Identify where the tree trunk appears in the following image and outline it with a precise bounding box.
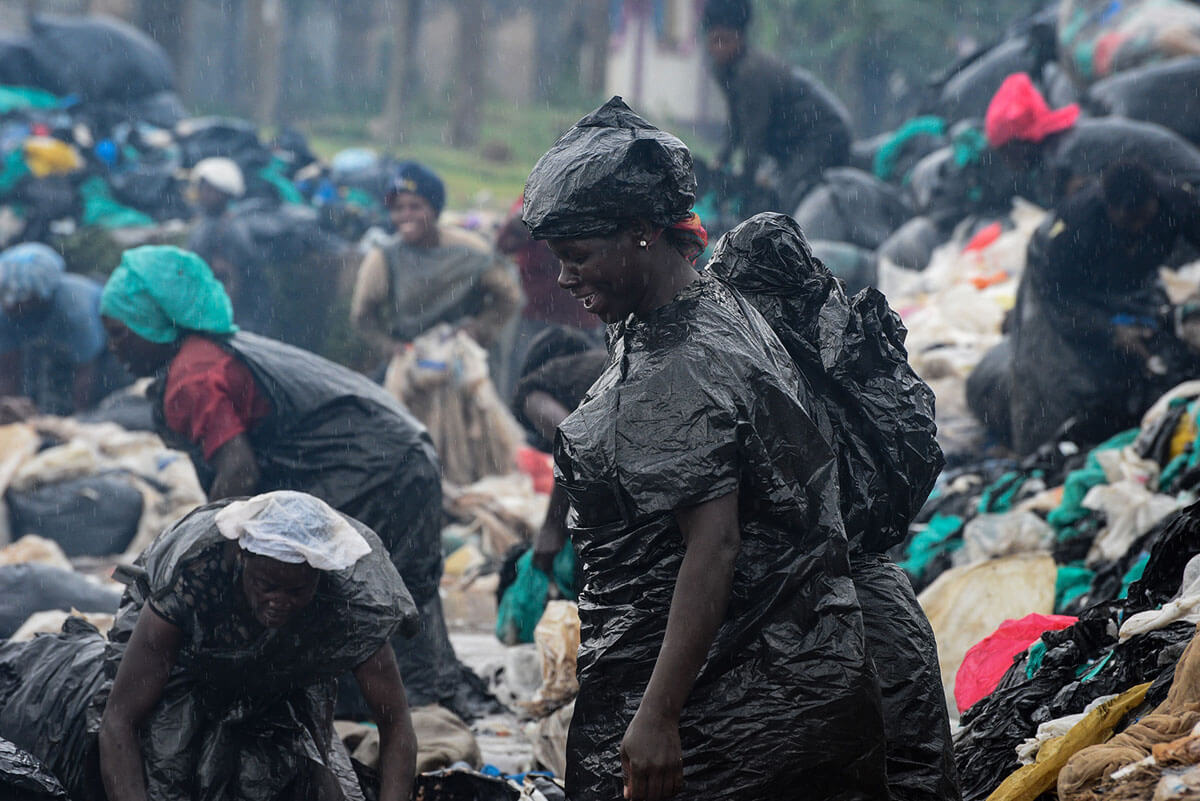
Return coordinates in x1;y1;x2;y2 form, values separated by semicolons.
449;0;485;149
136;0;192;98
582;0;610;96
334;0;375;95
244;0;285;126
373;0;418;145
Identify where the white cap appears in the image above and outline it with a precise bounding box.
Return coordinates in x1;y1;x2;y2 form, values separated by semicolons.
191;157;246;198
215;491;371;572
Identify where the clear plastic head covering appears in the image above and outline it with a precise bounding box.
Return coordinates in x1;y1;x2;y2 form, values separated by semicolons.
214;491;372;572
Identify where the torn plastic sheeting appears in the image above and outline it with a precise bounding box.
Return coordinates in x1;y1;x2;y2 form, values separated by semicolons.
1120;555;1200;642
955;613;1078;714
1083;482;1182;566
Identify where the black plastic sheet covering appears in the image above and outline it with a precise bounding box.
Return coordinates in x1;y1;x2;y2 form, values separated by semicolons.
793;168;911;251
709;213;943;555
522;97;696;240
1088;58;1200;146
148;332;497;717
555;273;888;800
28;15;174;103
0;735;68;800
708;214;957;801
7;474;143;557
954;502;1200;801
1;501;417;801
0;563;121;639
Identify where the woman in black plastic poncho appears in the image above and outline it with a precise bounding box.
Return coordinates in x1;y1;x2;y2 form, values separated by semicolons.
523;97;889;801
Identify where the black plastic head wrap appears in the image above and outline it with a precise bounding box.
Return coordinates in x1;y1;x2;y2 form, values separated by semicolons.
708;213;944;553
522;96;697;241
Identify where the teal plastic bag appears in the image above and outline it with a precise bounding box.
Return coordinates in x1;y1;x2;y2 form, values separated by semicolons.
496;544;576;645
80;176;154;229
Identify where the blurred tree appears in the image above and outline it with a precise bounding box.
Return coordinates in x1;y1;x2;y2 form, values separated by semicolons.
334;0;376;93
582;0;610;96
373;0;421;144
137;0;193;79
450;0;485;147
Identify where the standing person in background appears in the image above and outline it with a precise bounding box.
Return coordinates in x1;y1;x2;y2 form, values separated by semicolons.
98;245;494;718
350;162;523;388
703;0;854;213
498;196;602;393
186;158;271;335
0;242;122;416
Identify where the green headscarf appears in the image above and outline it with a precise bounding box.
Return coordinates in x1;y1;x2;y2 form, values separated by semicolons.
100;246;238;344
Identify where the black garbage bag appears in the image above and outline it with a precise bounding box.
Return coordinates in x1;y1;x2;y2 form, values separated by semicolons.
709;214;958;801
966;339;1015;446
0;738;67;801
1042;61;1082;110
808;241;875;294
1087;58;1200;146
936;38;1042;124
6;475;143;558
175;116;271;170
28;15;173;103
148;332;496;714
708;213;943;555
126;90;187;130
107;164;187;220
77;386;155;431
0;38;42;88
412;768;520;801
0;564;121;639
793;168;911;250
234;199;342;263
878;216;945;272
522;96;696;239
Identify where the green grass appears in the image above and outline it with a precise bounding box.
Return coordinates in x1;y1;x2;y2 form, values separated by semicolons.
301;99;596;212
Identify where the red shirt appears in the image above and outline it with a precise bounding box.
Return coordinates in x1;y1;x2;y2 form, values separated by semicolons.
163;336;272;461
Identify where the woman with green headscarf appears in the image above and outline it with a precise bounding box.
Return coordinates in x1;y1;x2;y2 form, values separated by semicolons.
99;245;493;718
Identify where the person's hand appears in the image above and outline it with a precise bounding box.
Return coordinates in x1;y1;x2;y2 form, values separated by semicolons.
0;396;37;424
620;708;683;801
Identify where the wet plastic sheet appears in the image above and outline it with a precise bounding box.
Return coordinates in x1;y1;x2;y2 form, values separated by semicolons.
1088;58;1200;146
709;214;957;800
0;563;121;639
554;273;887;800
29;15;174;103
793;167;911;250
0;737;67;800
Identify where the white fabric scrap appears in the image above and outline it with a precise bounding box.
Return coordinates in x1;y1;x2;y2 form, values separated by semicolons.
1120;555;1200;642
215;491;370;572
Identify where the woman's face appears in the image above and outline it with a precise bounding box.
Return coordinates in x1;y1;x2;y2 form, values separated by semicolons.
389;192;438;246
548;231;650;324
102;317;177;377
240;555;320;629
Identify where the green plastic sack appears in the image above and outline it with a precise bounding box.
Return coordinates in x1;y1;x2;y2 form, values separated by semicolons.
1047;429;1138;539
0;147;29;197
80;176;154;229
495;544;576;645
0;85;61;114
899;513;964;581
257;157;306;205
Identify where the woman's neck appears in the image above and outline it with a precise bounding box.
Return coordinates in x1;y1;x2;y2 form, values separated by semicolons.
636;251;699;317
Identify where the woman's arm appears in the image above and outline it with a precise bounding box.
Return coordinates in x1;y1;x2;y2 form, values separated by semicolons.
532;480;570;574
99;607;182;801
354;644;417;801
207;434;261;500
621;490;741;801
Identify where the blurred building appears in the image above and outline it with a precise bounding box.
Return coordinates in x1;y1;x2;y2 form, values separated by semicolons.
606;0;724;127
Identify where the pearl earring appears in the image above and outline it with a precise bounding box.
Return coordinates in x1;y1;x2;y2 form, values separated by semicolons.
639;239;648;248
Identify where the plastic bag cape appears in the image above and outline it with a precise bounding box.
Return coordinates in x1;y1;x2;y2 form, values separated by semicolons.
555;274;888;800
521;97;696;240
0;500;416;801
149;332;493;717
708;212;944;554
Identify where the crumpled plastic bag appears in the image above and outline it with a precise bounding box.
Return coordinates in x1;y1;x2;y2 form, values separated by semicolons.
955;612;1078;714
521;96;695;240
0;736;67;800
215;490;372;571
523;601;580;717
956;511;1055;566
